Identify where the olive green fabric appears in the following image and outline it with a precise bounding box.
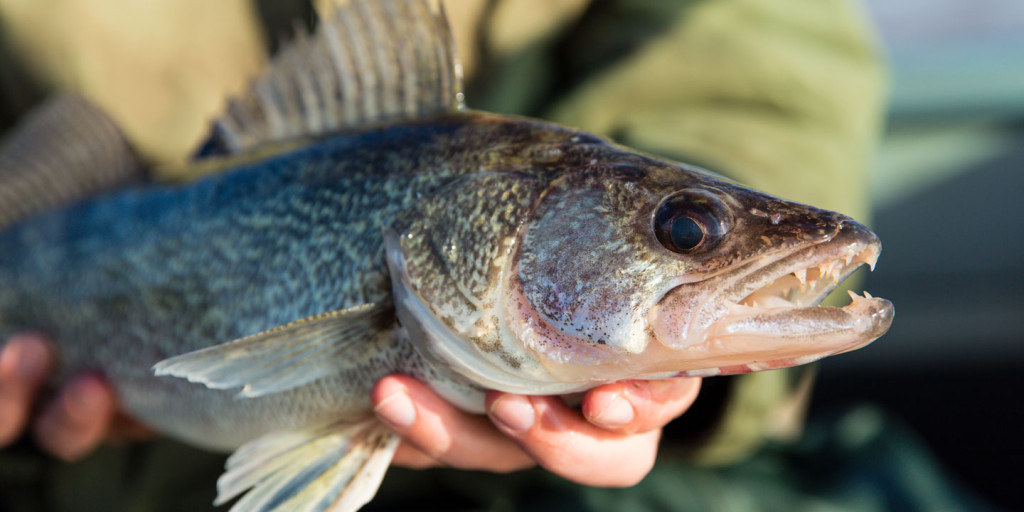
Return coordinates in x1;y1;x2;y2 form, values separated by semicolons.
0;0;266;165
0;0;887;510
462;0;885;222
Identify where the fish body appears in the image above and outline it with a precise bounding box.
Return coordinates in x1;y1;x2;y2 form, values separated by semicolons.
0;1;892;510
0;106;890;452
0;113;602;449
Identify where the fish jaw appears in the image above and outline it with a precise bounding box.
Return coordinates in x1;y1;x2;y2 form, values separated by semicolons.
648;219;894;376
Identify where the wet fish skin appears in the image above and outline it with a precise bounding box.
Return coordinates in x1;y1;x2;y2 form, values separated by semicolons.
0;106;892;512
0;107;892;452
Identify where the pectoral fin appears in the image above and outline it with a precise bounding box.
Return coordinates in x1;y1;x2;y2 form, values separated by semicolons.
216;418;400;512
153;301;393;398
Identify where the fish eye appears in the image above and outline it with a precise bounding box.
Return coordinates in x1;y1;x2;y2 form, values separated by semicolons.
653;191;728;254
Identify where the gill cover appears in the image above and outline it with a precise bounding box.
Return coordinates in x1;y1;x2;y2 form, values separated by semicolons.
384;170;593;394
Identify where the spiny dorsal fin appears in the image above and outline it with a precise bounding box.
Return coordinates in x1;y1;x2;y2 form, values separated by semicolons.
210;0;464;155
0;95;144;230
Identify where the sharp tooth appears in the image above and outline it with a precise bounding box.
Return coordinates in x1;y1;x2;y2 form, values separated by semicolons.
864;247;880;271
844;252;854;265
794;268;807;289
822;261;835;282
847;290;874;303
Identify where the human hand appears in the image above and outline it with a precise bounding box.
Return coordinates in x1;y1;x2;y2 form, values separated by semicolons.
3;332;701;484
372;374;701;487
0;334;154;461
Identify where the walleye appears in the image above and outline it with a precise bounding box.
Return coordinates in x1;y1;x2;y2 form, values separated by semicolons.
0;1;893;511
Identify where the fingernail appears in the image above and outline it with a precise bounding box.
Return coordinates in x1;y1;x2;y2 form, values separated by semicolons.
4;338;48;380
591;394;635;428
374;390;416;428
489;395;535;434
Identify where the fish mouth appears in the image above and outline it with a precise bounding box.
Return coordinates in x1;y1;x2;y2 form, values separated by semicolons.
649;220;894;376
730;222;881;313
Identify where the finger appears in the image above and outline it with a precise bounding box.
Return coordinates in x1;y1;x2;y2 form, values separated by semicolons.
391;441;443;469
582;377;701;434
372;375;534;473
487;392;661;487
33;373;115;461
0;335;53;446
106;413;158;443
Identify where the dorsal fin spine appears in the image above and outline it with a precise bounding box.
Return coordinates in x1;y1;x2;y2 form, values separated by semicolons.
289;28;322;133
363;2;399;119
320;10;357;128
206;0;464;156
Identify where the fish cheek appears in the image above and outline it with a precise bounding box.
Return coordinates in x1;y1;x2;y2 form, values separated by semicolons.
518;185;661;355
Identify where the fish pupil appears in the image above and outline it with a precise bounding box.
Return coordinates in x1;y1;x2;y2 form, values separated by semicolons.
670;216;704;250
654;189;728;254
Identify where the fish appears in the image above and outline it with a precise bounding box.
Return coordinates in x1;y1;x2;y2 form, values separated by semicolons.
0;1;893;511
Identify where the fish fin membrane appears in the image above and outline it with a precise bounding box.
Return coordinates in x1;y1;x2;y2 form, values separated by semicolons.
207;0;464;155
216;418;399;512
153;301;394;398
0;95;144;230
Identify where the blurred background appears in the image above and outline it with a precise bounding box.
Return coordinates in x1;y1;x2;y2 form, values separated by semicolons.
0;0;1021;511
814;0;1024;510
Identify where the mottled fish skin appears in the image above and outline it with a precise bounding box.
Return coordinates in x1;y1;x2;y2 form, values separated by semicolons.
0;109;892;451
0;112;598;449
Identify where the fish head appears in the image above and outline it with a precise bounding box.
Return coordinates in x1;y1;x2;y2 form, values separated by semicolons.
387;121;892;394
508;145;893;381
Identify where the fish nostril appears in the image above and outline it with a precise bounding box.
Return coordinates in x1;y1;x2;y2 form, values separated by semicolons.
831;220;846;239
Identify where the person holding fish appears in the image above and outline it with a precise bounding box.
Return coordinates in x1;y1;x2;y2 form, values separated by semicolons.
0;0;886;510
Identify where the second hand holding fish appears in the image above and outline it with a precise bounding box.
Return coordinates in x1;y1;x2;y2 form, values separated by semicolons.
374;374;701;486
0;334;700;486
0;334;155;461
